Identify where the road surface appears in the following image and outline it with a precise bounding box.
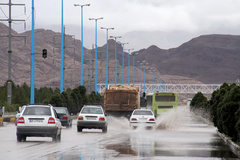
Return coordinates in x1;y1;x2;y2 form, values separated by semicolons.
0;106;238;160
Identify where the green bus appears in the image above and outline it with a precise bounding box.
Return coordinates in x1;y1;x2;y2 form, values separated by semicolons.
146;92;178;115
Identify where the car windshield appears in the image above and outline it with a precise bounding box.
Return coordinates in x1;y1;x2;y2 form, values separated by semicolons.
133;110;153;115
81;107;103;114
23;107;51;116
55;108;67;114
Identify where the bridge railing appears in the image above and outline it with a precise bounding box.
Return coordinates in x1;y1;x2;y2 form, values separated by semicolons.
97;84;221;94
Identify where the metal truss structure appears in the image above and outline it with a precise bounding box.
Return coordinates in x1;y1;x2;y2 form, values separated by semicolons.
97;83;221;94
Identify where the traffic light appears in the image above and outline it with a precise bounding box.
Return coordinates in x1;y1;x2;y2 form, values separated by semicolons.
42;49;47;58
143;92;146;97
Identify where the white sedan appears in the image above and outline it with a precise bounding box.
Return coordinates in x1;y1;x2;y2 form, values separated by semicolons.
16;104;62;142
129;109;156;129
77;105;107;133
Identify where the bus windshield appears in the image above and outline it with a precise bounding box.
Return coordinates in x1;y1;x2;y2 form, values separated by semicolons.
155;95;175;102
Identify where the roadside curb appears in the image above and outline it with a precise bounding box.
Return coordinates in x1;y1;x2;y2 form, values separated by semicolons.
193;113;240;158
217;131;240;158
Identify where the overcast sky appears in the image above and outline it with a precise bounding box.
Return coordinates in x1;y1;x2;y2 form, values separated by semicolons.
1;0;240;50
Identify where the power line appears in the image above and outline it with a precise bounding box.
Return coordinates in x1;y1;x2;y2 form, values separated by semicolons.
0;7;8;18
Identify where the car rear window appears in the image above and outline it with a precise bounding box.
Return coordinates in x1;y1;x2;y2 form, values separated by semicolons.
133;110;153;115
23;107;51;116
81;107;103;114
55;108;67;114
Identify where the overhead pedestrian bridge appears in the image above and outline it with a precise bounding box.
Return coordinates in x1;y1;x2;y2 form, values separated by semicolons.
97;84;221;94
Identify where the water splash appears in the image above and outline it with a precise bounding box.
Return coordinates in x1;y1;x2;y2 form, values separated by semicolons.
107;116;130;130
156;106;191;130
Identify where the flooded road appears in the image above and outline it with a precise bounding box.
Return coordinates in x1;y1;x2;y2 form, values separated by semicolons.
0;106;238;160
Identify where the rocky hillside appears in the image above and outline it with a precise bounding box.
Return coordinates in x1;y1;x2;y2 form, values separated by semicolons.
0;23;239;90
135;34;240;84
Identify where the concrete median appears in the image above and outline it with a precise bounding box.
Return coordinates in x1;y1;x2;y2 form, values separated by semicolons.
0;116;16;126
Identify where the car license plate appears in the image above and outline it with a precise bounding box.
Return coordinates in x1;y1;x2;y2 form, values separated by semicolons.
87;117;96;120
29;120;43;123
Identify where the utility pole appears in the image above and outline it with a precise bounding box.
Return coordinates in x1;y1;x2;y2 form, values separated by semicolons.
0;0;25;105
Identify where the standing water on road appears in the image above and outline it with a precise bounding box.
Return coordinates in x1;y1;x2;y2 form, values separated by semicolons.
29;106;239;160
101;106;239;159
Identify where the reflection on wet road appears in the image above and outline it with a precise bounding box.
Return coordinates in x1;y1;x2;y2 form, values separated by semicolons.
0;106;238;160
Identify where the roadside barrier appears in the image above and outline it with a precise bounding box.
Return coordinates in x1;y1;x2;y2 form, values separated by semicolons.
0;116;16;123
217;131;240;158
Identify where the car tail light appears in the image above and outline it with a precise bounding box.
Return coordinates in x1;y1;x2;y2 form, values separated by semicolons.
149;118;155;121
18;117;25;123
131;118;137;121
63;115;68;119
78;116;83;120
48;117;55;124
99;117;105;121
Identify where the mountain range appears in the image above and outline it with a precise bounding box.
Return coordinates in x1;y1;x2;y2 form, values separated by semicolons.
0;22;239;91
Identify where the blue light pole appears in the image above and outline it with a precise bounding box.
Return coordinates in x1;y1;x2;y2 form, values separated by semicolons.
132;53;138;85
74;3;90;86
30;0;35;104
89;17;103;94
151;70;153;92
101;27;114;89
60;0;64;93
125;49;134;85
143;62;148;95
149;69;151;93
140;63;143;97
120;42;128;85
110;36;121;85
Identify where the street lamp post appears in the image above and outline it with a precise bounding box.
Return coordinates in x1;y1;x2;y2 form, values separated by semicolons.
143;62;148;96
60;0;65;93
30;0;35;104
74;3;90;86
125;49;134;85
131;52;138;85
140;62;143;97
151;70;153;91
89;17;103;94
149;69;151;93
110;36;121;85
120;42;128;85
101;27;114;89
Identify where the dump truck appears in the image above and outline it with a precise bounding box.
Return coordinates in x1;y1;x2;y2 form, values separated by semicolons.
104;85;140;118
